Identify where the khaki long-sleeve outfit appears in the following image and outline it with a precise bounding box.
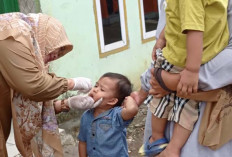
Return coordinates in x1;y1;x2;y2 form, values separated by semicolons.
0;13;73;157
0;38;68;101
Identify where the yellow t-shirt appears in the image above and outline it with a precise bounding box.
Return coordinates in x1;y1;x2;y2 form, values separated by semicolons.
163;0;229;67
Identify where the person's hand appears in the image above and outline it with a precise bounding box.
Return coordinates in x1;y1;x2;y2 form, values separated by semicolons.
121;96;138;120
152;38;166;61
130;90;148;106
123;96;138;107
177;68;199;95
71;77;92;92
68;95;102;110
149;68;169;98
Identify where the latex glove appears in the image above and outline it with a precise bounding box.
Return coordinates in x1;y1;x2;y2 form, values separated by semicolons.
67;95;103;110
71;77;92;93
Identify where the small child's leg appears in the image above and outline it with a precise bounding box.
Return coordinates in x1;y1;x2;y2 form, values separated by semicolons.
150;115;168;143
139;113;168;156
161;70;180;91
157;123;191;157
130;88;148;106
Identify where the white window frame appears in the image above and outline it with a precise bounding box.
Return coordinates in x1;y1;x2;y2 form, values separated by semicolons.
139;0;161;42
94;0;129;57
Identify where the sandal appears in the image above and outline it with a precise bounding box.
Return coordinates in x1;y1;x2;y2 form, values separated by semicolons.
139;136;168;156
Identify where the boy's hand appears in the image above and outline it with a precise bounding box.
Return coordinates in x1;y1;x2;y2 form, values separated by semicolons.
152;27;166;61
121;96;139;121
123;96;137;107
177;69;199;95
152;38;166;61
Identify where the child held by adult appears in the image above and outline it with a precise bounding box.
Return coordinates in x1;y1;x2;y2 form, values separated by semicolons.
134;0;229;157
147;0;232;156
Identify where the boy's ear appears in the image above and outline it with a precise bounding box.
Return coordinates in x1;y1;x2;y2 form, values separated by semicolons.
107;98;118;106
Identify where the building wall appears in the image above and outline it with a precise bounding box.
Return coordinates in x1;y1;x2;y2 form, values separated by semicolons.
40;0;155;90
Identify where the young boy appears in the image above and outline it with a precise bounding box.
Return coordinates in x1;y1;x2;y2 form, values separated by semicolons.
77;72;138;157
136;0;229;157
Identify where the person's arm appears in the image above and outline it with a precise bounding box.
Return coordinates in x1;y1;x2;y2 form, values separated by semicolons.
152;26;166;61
121;96;138;121
149;31;203;97
79;141;87;157
0;38;91;101
177;30;203;95
67;79;75;90
0;38;68;101
53;96;102;113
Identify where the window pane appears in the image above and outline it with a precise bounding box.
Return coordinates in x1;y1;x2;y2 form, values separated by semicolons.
143;0;159;32
101;0;122;45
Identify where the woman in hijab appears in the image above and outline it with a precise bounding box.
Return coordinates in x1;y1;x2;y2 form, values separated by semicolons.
0;13;91;157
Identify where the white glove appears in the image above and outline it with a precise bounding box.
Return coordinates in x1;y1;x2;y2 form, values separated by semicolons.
67;95;103;110
71;77;92;93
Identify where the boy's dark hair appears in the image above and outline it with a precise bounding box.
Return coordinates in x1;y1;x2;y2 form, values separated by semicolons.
101;72;132;106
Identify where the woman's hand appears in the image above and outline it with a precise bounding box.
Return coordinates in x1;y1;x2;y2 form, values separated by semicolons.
68;96;102;110
71;77;92;92
54;96;103;113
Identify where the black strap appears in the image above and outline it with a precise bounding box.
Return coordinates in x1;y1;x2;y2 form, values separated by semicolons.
154;67;175;93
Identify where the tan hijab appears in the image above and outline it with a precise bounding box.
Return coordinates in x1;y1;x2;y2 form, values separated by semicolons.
0;13;73;157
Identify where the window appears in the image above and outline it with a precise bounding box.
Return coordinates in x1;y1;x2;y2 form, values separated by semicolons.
139;0;160;43
94;0;129;57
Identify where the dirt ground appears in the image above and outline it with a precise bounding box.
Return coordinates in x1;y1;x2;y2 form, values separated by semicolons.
127;104;147;157
58;104;148;157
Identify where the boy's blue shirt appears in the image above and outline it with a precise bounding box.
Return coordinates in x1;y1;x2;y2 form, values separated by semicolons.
78;106;133;157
